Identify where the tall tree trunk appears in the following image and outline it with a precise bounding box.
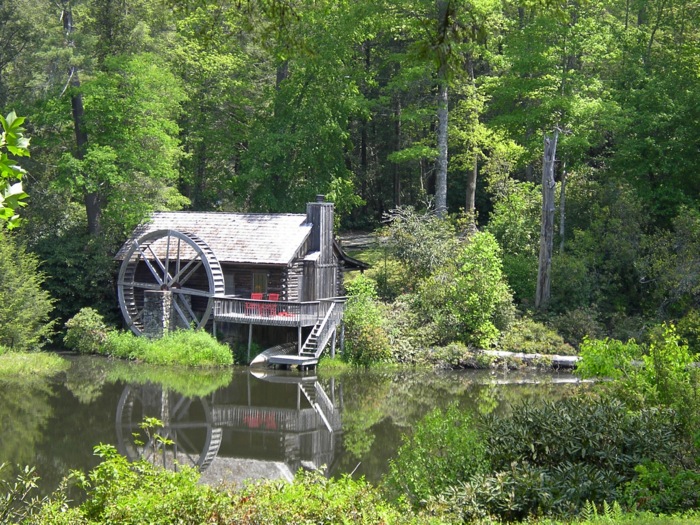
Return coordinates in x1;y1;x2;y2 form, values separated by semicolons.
465;55;477;218
275;59;289;89
435;77;448;217
63;0;100;235
535;131;559;309
466;156;477;213
394;96;401;207
559;165;567;253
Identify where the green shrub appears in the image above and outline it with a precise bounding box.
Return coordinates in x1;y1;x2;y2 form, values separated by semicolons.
676;308;700;353
64;306;233;367
64;307;111;354
0;464;62;524
31;225;119;328
385;402;488;507
550;252;594;312
73;444;228;524
64;308;233;367
502;253;538;305
146;329;234;367
383;295;442;363
486;397;683;475
437;396;686;521
500;317;576;355
20;445;423;525
0;231;55;351
344;275;391;366
104;330;148;360
384;206;459;285
641;324;700;435
623;462;700;514
228;469;419;524
575;337;642;379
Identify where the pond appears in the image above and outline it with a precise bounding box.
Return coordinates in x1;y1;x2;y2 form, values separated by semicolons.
0;355;585;494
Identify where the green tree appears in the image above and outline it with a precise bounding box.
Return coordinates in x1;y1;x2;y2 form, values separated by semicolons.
485;180;540;303
417;230;514;347
57;53;187;238
236;0;368;217
384;206;458;286
0;230;54;350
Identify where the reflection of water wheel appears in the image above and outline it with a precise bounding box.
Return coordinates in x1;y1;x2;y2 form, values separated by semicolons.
117;230;225;335
116;385;222;471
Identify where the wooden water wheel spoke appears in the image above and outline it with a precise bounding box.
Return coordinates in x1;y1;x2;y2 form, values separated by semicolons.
175;259;202;286
121;281;162;291
172;298;193;327
136;246;166;286
174;293;200;323
170;396;191;421
117;230;224;335
145;244;170;280
172;286;215;298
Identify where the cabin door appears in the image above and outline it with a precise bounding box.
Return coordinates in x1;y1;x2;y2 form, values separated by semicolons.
253;272;268;295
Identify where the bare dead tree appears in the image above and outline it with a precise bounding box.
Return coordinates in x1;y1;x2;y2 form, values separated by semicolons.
535;130;559;309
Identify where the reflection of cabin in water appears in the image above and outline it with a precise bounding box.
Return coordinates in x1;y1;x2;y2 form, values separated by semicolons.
115;371;343;483
115;196;367;366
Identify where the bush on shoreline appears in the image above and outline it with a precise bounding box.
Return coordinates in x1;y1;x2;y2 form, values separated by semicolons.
64;308;233;367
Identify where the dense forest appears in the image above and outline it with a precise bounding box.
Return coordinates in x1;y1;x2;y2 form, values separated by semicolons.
1;0;699;341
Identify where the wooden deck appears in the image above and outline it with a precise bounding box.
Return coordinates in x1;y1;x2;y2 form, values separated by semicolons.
213;297;335;327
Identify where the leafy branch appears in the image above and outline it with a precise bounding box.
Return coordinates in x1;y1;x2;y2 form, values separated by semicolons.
0;111;30;230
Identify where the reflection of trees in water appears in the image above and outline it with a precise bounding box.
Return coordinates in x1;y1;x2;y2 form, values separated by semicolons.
330;369;585;483
0;378;56;471
64;356;110;404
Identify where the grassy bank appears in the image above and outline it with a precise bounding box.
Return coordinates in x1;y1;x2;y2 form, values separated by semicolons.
0;349;69;380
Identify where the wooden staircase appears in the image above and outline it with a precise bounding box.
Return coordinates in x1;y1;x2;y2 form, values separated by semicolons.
267;300;344;369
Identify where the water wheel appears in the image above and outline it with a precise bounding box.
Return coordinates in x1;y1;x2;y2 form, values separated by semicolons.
117;229;225;335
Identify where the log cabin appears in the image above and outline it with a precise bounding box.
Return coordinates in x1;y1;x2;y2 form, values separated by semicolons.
114;196;367;367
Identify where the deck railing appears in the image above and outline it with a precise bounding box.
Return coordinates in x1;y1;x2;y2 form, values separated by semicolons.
213;296;346;327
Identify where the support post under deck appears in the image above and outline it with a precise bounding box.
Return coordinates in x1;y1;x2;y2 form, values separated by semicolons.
330;328;336;359
247;324;253;362
297;325;302;355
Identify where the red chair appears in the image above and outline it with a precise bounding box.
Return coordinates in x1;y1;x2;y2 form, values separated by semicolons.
246;293;264;315
265;293;279;316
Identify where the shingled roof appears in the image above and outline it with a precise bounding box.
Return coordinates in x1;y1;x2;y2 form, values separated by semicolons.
115;211;312;265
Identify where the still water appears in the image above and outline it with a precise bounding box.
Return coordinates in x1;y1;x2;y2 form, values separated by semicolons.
0;355;584;493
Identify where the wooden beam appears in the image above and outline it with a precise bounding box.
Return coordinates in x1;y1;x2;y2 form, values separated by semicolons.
247;323;253;363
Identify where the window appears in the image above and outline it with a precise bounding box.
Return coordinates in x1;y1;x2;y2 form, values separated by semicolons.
224;273;235;295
